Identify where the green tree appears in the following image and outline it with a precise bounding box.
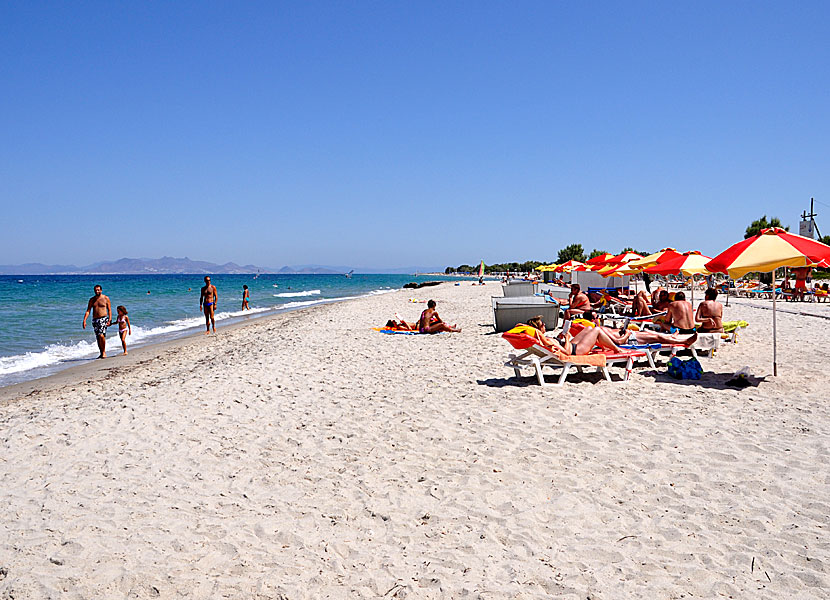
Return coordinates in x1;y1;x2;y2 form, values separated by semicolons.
621;246;650;256
557;243;586;263
589;249;609;259
745;215;789;239
819;235;830;246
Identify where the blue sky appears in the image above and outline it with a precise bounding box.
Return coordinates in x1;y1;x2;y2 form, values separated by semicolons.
2;1;828;269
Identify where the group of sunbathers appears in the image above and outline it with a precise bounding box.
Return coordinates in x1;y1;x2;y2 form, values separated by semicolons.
385;299;462;334
564;282;724;334
514;311;700;358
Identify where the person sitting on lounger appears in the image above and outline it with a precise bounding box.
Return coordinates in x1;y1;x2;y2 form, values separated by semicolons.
662;291;696;334
575;311;698;348
418;300;461;333
564;284;591;320
651;285;666;308
525;316;627;355
695;288;724;333
631;291;652;317
653;289;671;312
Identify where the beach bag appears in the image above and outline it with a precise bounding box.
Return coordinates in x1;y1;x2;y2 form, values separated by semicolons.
667;356;703;380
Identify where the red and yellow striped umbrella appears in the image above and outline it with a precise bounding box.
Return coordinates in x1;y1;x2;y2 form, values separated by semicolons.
607;251;643;265
585;253;615;266
644;251;712;276
705;227;830;277
597;263;625;277
624;248;682;270
554;260;586;273
705;228;830;376
572;263;597;272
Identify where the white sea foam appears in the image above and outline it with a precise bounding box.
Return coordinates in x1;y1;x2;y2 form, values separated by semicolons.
0;340;101;377
0;306;272;379
274;289;322;298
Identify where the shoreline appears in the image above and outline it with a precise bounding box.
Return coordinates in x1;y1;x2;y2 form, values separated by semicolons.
0;287;411;403
0;281;417;392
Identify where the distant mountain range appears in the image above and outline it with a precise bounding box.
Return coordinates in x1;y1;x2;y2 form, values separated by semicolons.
0;257;443;275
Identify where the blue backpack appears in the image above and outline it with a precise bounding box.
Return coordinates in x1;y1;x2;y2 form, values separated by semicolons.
667;356;703;380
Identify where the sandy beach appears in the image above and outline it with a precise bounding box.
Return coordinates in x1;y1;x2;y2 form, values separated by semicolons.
1;283;829;599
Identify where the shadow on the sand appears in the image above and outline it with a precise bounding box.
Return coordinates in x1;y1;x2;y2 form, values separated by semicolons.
478;370;768;390
477;372;627;387
639;369;768;390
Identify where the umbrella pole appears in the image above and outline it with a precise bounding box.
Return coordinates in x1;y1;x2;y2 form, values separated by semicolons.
773;285;778;377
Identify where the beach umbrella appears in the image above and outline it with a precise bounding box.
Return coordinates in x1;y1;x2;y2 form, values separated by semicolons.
536;263;559;272
572;263;598;272
607;251;643;265
585;253;615;266
554;260;586;273
613;262;648;275
705;227;830;376
644;251;713;306
596;263;622;276
644;251;712;276
626;248;682;269
598;264;626;277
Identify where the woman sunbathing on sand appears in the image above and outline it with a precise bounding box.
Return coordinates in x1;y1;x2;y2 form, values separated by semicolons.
419;300;461;333
385;318;418;331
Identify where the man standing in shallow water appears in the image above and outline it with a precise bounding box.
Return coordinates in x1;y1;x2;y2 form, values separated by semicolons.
200;276;218;334
82;285;112;358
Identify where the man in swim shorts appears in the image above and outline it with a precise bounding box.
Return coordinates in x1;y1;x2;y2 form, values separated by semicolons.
200;275;218;334
664;291;696;334
564;284;591;320
82;284;112;358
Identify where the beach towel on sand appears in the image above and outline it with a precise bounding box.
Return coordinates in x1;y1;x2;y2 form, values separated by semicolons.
372;327;446;335
722;320;749;333
372;327;420;335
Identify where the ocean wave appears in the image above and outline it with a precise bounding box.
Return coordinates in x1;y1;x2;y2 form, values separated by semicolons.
0;340;101;376
0;305;273;378
274;289;321;298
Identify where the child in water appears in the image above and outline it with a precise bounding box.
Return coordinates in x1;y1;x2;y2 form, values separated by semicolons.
115;305;131;355
242;285;250;310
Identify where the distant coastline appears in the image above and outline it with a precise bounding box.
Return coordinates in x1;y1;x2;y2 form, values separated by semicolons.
0;256;443;276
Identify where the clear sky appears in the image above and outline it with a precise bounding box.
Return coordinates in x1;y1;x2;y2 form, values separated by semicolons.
2;1;828;269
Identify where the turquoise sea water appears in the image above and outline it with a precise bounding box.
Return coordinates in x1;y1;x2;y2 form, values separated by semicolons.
0;274;464;387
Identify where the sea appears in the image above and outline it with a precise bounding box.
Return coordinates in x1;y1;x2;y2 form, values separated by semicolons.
0;273;466;388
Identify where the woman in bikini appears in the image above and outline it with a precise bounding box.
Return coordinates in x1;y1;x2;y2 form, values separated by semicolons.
418;300;461;333
525;316;628;355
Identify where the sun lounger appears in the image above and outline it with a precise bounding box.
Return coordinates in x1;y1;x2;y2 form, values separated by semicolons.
502;332;646;386
619;343;692;367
